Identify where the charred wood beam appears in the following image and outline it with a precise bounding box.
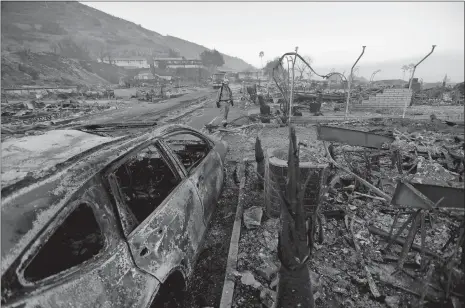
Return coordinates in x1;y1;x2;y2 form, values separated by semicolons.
391;181;436;210
323;141;392;202
368;226;442;260
317;125;394;149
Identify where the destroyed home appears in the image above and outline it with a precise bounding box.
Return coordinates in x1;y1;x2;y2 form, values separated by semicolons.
1;1;464;308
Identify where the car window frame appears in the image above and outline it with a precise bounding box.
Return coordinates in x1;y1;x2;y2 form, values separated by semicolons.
16;199;108;288
104;139;187;239
161;129;214;175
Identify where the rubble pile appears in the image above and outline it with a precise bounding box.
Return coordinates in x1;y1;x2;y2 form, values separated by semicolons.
1;100;115;139
130;84;191;102
414;84;464;106
226;118;464;308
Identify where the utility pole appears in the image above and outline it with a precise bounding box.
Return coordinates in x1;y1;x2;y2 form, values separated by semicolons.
345;46;366;120
403;45;436;118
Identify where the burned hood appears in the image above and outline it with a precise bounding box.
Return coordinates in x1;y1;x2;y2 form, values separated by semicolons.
1;130;116;189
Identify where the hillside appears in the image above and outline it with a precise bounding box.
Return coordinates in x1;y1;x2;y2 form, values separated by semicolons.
1;50;130;88
1;1;253;85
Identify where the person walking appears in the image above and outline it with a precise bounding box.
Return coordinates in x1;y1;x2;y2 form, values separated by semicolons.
216;80;234;127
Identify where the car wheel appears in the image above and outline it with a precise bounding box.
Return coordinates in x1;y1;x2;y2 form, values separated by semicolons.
150;273;186;308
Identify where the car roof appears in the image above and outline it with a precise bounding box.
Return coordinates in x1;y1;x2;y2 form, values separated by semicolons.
1;124;213;275
1;130;119;189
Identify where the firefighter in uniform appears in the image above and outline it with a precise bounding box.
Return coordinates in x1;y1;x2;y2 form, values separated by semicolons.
216;80;234;127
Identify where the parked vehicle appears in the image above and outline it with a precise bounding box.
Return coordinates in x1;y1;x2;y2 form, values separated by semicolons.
212;73;226;89
1;124;228;308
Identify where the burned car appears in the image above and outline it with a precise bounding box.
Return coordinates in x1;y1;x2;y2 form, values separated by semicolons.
1;124;228;307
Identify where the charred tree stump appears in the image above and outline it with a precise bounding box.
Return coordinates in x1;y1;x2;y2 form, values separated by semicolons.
255;136;265;189
275;126;315;308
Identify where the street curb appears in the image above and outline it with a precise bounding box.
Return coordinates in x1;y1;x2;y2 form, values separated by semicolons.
219;159;248;308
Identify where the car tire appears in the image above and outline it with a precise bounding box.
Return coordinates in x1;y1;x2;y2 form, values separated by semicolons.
150;274;186;308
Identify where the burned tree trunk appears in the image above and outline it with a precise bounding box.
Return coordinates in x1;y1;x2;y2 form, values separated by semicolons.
255;136;265;189
275;126;314;308
258;95;271;123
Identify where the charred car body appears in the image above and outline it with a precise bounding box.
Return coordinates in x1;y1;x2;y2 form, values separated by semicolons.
1;124;228;307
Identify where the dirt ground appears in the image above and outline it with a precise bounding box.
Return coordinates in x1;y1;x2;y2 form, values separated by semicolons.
183;161;239;307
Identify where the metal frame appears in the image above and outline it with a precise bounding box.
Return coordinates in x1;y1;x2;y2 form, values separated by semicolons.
345;46;366;120
385;179;463;275
316;125;394;149
402;45;436;118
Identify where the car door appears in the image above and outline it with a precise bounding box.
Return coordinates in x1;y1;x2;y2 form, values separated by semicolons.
161;130;224;224
107;140;205;281
2;178;158;308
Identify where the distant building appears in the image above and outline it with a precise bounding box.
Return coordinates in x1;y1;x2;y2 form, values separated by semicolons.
238;71;257;80
237;70;267;81
153;58;203;69
134;71;155;80
98;57;149;69
98;56;205;70
134;70;172;81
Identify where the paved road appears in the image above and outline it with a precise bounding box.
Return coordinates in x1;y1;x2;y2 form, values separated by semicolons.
181;85;256;130
75;88;217;125
71;84;257;133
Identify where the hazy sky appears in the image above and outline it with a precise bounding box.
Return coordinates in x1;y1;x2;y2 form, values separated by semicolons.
85;2;464;69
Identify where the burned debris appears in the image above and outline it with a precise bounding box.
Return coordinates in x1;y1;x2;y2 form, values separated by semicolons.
224;118;463;308
2;2;464;307
210;48;464;308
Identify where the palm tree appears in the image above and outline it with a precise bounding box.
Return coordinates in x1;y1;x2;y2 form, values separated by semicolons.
401;65;409;81
407;63;415;82
259;51;264;69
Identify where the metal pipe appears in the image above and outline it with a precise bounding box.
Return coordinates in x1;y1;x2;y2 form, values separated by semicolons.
345;46;366;120
273;51;328;120
369;69;381;89
289;47;298;125
403;45;436;118
370;69;380;83
325;72;348;97
286;56;292;98
277;52;327;79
